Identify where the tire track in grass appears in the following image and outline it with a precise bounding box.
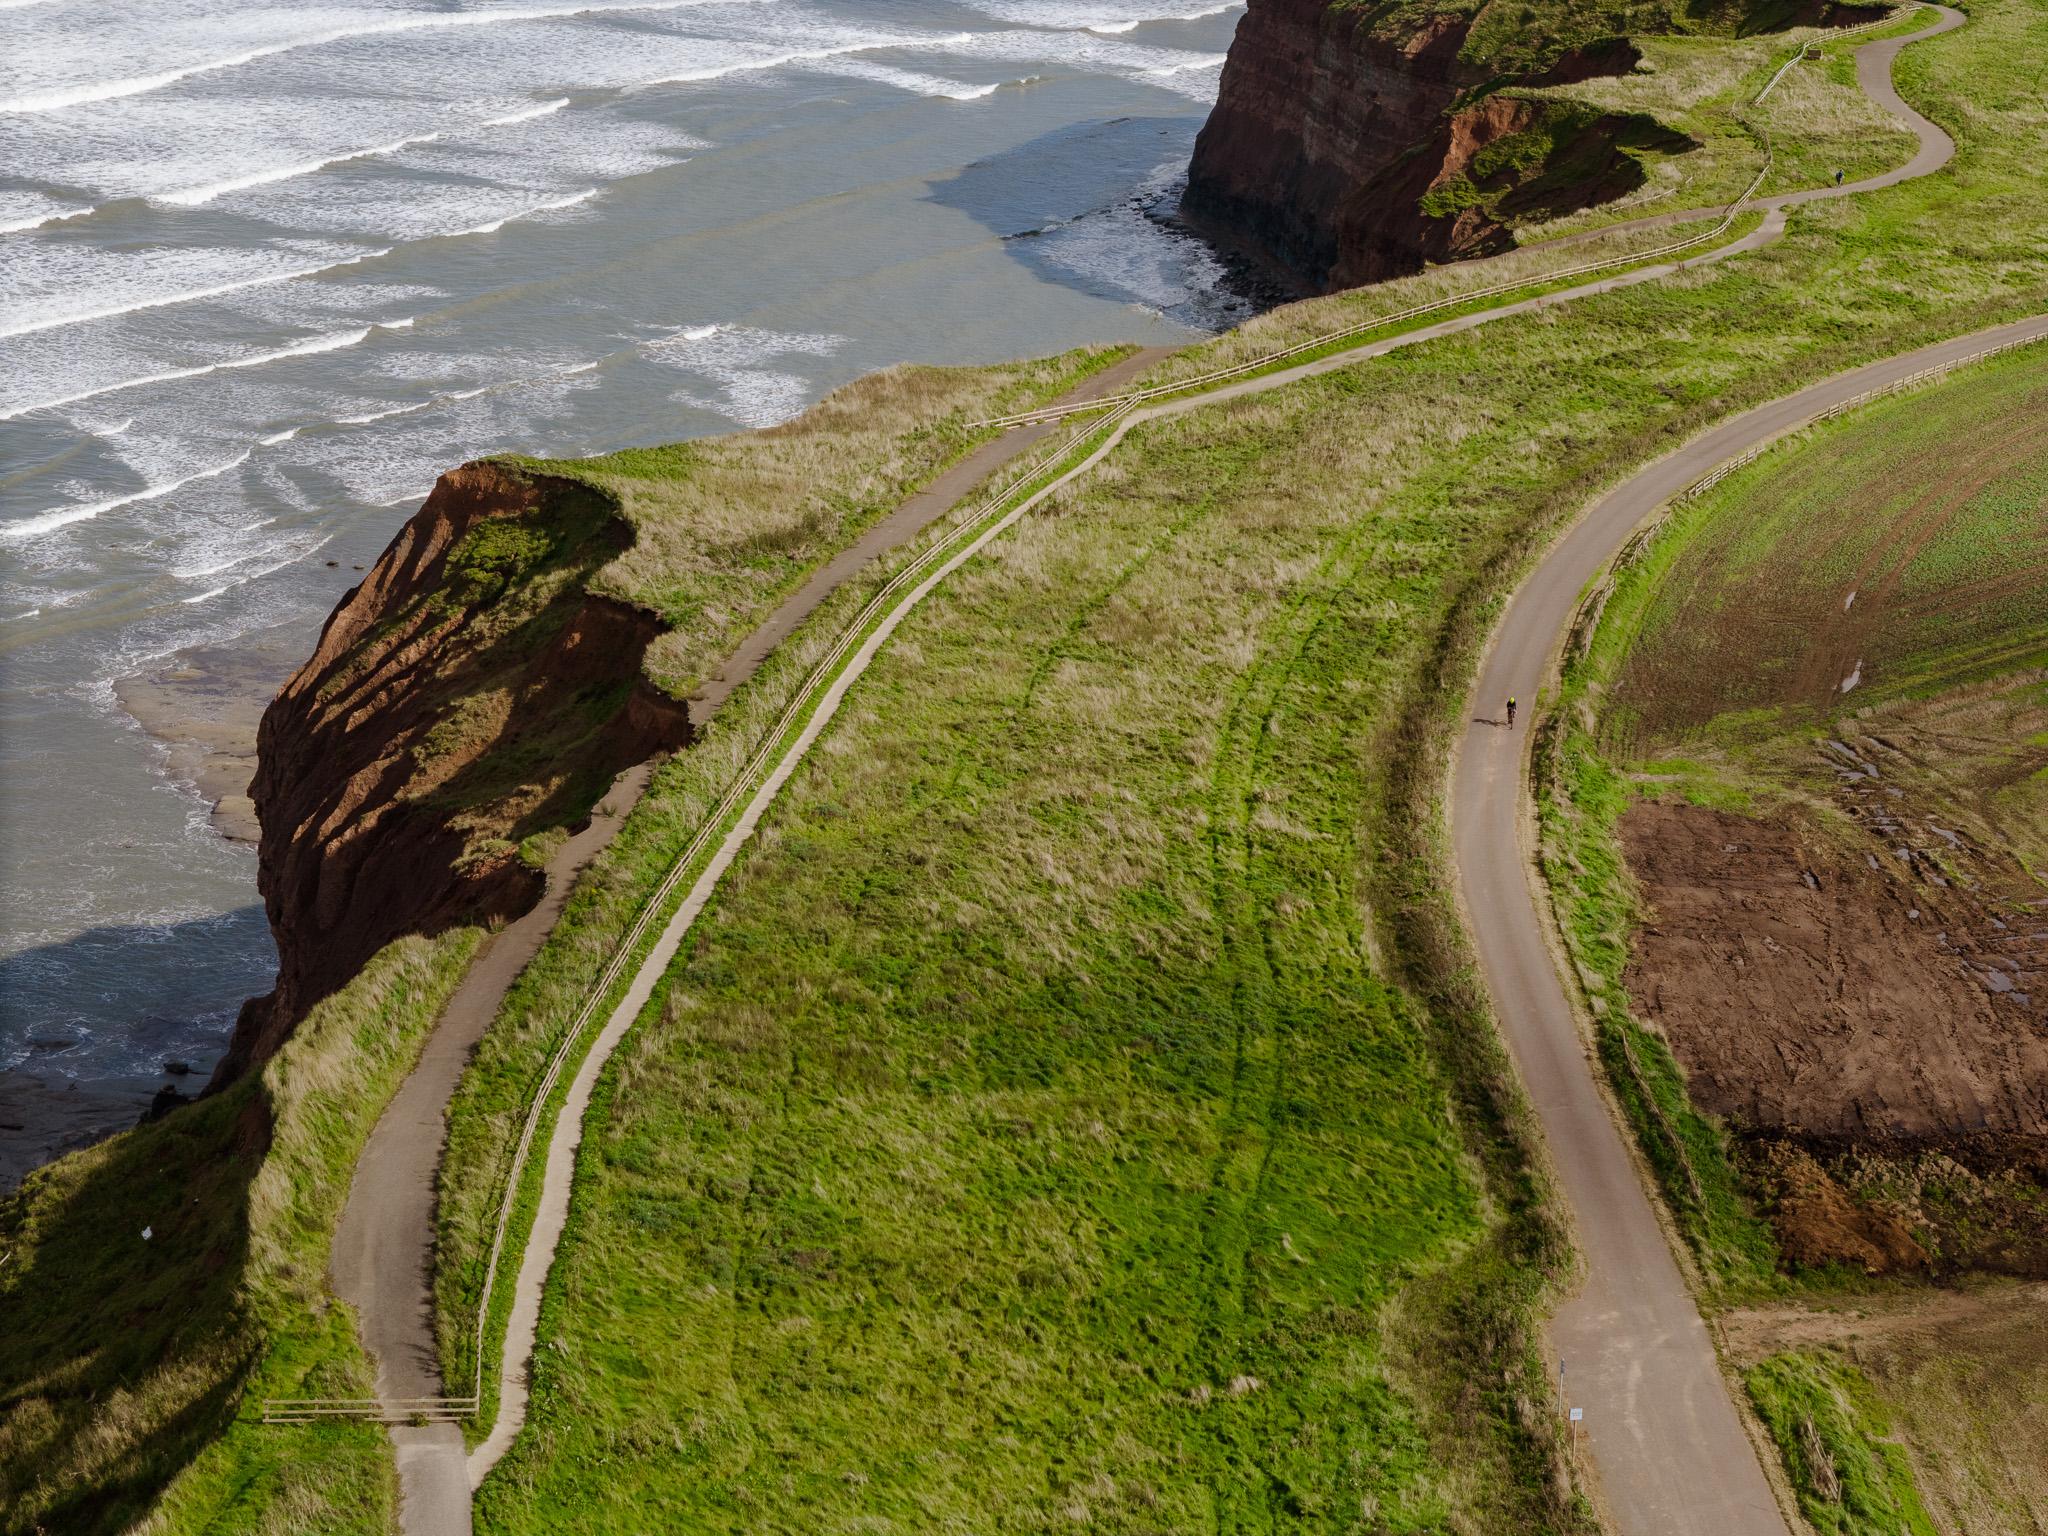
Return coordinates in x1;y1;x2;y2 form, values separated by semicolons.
455;13;1975;1526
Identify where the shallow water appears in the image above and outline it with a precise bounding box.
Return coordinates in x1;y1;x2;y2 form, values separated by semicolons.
0;0;1249;1131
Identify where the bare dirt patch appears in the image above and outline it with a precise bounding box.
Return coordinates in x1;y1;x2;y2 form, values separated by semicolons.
1621;798;2047;1141
1619;783;2048;1274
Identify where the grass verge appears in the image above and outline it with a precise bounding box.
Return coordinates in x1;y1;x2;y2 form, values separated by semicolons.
443;0;2047;1523
1533;340;2048;1290
1745;1352;1937;1536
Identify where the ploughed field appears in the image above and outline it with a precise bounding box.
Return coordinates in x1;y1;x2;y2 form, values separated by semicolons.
1545;347;2048;1533
1605;348;2048;748
1600;348;2048;1273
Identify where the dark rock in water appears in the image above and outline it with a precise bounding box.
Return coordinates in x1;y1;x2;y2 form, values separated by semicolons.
163;1060;194;1077
0;1071;152;1191
146;1084;192;1122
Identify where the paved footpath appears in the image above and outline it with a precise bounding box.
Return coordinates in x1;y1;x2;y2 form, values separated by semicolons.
325;346;1165;1536
466;7;1978;1524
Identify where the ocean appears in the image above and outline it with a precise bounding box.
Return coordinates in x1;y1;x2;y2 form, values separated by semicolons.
0;0;1251;1176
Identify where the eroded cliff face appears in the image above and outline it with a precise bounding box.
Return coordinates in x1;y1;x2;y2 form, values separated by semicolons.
213;463;690;1083
1181;0;1674;291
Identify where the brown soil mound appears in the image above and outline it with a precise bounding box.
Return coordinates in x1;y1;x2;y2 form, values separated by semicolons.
1746;1140;1929;1274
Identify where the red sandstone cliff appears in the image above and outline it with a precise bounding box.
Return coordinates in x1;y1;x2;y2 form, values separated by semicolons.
1182;0;1675;290
212;463;690;1083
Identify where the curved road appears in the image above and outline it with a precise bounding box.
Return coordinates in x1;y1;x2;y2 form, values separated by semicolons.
371;8;1974;1529
1451;310;2048;1533
1528;4;1959;251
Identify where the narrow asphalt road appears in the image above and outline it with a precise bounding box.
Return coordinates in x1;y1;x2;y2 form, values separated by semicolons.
1450;311;2048;1535
1529;3;1960;250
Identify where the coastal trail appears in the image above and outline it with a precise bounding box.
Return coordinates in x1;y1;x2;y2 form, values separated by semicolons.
345;8;1975;1530
322;346;1167;1535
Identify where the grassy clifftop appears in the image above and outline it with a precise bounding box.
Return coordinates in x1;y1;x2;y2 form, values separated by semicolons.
520;350;1129;704
1337;0;1886;74
0;929;479;1536
448;0;2048;1527
9;0;2048;1528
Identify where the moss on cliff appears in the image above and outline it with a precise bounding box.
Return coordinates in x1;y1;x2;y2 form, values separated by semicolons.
1342;0;1881;75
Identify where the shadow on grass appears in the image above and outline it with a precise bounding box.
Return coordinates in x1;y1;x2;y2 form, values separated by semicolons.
0;1080;267;1536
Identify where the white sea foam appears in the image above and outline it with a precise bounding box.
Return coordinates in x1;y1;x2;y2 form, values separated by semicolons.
1;0;779;115
958;0;1240;28
322;359;576;433
0;202;95;234
937;28;1229;99
639;33;972;89
807;59;1004;100
645;323;842;428
0;323;394;421
3;452;252;542
258;427;301;445
1029;158;1242;324
481;97;572;127
444;186;600;237
333;403;415;425
0;247;389;342
1145;52;1227;75
179;542;327;604
156;132;445;207
172;553;248;581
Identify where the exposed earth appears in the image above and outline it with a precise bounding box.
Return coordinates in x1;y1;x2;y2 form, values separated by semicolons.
1620;796;2046;1143
1594;340;2048;1277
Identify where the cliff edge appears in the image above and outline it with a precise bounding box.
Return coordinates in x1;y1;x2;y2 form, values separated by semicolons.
213;463;690;1084
1182;0;1854;292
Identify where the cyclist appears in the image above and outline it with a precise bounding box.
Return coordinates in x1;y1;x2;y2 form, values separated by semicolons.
1506;695;1517;728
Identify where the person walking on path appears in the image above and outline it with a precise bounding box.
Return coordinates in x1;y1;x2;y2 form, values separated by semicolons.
1506;695;1517;727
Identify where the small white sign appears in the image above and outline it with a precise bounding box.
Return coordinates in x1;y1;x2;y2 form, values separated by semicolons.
1569;1408;1584;1422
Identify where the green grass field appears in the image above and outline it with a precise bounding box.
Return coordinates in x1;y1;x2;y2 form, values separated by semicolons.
444;4;2048;1528
0;357;1124;1536
1534;238;2048;1536
466;377;1575;1534
1745;1352;1939;1536
11;0;2048;1528
1603;346;2048;753
1539;344;2048;1288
